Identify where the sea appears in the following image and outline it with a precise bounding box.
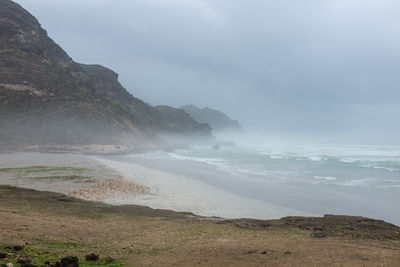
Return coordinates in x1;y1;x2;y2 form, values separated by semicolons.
125;143;400;225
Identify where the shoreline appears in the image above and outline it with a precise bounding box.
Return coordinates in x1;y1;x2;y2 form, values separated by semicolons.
0;152;310;220
1;152;400;265
1;151;399;225
93;157;311;219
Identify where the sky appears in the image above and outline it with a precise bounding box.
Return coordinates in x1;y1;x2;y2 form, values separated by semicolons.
14;0;400;144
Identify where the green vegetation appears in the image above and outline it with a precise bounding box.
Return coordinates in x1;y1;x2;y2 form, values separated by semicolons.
0;166;87;173
33;239;86;249
179;211;196;216
0;244;124;267
32;175;89;181
0;166;90;182
268;220;285;226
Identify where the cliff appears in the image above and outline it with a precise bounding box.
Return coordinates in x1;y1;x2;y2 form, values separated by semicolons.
181;105;243;133
0;0;211;152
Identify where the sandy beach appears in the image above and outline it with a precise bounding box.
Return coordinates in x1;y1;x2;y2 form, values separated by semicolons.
0;152;309;219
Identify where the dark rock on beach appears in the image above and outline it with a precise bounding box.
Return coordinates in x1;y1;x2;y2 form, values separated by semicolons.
12;245;23;251
55;256;79;267
19;263;37;267
85;253;99;261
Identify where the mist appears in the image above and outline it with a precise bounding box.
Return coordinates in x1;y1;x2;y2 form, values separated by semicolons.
13;0;400;144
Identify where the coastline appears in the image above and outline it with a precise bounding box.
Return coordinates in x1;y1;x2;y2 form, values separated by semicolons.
1;152;400;266
93;157;311;219
0;152;310;219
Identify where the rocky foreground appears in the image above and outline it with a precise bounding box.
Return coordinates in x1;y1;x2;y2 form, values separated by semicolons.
1;185;399;266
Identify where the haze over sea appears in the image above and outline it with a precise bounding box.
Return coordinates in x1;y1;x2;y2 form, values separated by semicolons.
120;143;400;226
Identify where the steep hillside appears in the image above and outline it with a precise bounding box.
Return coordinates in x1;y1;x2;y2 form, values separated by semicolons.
181;105;243;133
0;0;211;152
155;105;211;136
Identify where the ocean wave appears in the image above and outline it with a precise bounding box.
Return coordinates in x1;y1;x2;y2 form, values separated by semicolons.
360;165;400;172
307;156;323;162
313;176;337;181
270;155;284;159
335;179;370;187
340;158;358;163
167;152;247;176
373;166;400;171
138;145;400;189
258;145;400;161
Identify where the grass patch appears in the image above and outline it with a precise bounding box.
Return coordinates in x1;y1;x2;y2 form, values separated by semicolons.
0;166;87;173
34;239;86;249
279;229;309;237
30;252;59;265
179;211;196;216
0;244;124;266
268;220;286;226
33;175;89;181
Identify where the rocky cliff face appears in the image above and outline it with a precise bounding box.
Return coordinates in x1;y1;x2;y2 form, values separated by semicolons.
181;105;243;133
0;0;211;151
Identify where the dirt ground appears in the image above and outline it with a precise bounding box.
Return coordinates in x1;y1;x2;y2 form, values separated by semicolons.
1;185;399;266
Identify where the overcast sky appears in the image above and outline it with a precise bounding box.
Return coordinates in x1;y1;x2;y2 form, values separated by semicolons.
14;0;400;144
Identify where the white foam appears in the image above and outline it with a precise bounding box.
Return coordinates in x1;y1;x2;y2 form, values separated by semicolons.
313;176;337;181
373;166;400;172
336;179;370;187
340;158;357;163
134;145;400;190
360;165;400;172
308;156;323;161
